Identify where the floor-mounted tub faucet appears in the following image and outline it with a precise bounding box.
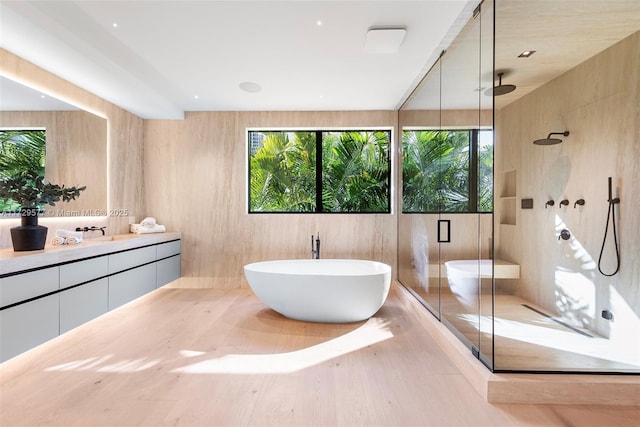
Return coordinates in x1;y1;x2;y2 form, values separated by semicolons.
311;233;320;259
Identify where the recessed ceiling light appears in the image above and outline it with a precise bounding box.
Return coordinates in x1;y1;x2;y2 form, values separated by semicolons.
364;27;407;54
194;95;199;100
518;50;536;58
239;82;262;93
112;22;118;28
316;20;323;27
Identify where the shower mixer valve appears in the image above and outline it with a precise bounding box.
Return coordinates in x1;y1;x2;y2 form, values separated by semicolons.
545;200;555;208
559;199;569;207
558;229;571;240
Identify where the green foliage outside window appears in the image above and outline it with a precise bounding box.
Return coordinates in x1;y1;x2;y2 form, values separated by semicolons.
249;130;390;213
402;129;493;213
0;129;46;212
249;131;317;212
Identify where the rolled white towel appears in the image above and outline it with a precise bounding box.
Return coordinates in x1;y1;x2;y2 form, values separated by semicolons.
56;229;83;239
130;223;166;234
65;236;82;245
51;236;65;246
140;217;156;228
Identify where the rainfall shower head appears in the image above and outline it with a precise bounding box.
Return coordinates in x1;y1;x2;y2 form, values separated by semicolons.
533;131;570;145
485;72;516;96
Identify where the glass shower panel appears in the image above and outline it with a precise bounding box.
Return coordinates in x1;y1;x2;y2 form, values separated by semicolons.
493;0;638;373
398;58;443;318
478;0;495;370
438;5;485;356
397;213;441;316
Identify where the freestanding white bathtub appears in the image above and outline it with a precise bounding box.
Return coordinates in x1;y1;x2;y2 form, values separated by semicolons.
244;259;392;323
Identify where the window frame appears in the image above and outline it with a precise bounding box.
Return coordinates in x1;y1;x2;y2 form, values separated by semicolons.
247;127;393;214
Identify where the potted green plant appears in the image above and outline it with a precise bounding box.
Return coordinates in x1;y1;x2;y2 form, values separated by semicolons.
0;170;86;251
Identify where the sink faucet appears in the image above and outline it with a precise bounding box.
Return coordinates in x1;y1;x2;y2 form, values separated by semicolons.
311;233;320;259
76;226;106;235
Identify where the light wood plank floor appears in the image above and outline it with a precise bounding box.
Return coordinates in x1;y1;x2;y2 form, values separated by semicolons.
1;280;638;426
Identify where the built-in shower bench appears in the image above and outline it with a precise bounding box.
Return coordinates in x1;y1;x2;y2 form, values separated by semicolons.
428;258;520;279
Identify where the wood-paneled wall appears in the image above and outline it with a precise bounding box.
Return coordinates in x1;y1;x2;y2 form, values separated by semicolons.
0;49;145;249
495;31;639;340
144;111;398;288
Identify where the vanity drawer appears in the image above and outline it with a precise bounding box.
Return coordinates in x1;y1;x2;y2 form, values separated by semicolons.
60;278;109;333
0;294;59;362
156;240;181;259
60;256;109;290
0;267;59;307
157;255;181;288
108;246;156;274
108;263;157;310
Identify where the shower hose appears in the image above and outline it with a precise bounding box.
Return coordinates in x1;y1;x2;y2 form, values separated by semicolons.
597;179;620;277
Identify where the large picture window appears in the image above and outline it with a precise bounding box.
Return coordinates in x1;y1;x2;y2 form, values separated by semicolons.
249;130;391;213
402;129;493;213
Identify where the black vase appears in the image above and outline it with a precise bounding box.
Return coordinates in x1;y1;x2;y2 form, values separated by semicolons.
10;207;48;251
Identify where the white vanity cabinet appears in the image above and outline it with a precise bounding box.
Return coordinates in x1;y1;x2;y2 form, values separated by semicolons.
0;236;181;362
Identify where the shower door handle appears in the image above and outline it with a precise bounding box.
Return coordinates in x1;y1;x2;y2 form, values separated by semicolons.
437;219;451;243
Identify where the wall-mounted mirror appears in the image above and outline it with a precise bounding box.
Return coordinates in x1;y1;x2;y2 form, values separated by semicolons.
0;75;107;217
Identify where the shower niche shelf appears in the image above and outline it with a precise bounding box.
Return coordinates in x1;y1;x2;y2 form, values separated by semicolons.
499;170;517;226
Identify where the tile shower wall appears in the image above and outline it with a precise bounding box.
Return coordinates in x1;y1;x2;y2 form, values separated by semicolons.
495;31;639;342
144;111;398;288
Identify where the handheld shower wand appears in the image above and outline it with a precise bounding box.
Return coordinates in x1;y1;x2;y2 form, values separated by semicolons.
597;177;620;276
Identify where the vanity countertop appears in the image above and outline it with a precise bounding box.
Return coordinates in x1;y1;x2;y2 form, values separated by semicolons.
0;232;181;276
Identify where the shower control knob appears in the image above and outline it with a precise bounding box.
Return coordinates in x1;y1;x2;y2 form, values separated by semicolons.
559;199;569;207
558;229;571;240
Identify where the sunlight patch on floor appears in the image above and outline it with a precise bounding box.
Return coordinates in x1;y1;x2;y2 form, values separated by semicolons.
171;317;393;375
45;354;161;373
458;313;639;367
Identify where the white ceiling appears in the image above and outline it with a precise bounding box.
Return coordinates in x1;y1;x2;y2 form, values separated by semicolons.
3;1;638;118
0;0;478;119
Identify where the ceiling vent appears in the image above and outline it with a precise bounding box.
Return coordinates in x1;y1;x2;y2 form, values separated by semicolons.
364;27;407;54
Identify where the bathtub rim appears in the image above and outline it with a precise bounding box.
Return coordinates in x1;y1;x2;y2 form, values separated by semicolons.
244;258;392;277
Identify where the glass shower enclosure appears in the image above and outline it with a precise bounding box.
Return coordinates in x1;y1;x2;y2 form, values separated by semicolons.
398;0;639;374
